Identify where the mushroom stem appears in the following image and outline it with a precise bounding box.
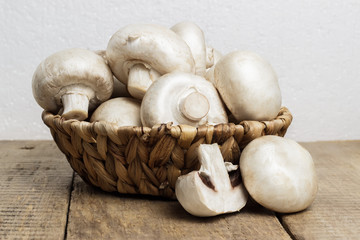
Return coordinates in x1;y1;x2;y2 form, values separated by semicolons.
61;94;89;120
180;92;210;121
60;85;95;120
198;144;231;190
127;64;160;99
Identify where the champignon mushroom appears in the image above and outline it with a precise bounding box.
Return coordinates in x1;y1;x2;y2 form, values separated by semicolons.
106;24;195;99
32;48;113;120
94;50;131;98
240;136;318;213
140;72;228;127
205;47;223;84
171;21;207;76
90;97;141;127
175;143;248;217
214;51;282;121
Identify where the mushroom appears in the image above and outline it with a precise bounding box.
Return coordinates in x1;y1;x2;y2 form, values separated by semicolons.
94;50;131;98
240;136;318;213
32;48;113;120
140;72;228;127
171;21;207;76
214;51;282;121
106;24;195;99
204;47;223;84
90;97;141;127
175;143;248;217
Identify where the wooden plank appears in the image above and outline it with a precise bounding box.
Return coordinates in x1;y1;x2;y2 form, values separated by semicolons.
280;141;360;239
0;141;73;240
67;174;291;240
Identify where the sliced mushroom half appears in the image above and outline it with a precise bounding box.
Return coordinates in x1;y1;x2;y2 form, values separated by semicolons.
175;143;248;217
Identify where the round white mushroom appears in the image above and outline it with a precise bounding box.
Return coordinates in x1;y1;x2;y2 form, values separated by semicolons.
176;143;248;217
171;21;207;76
214;51;282;121
106;24;195;100
90;97;141;127
140;72;228;127
240;136;318;213
32;48;113;120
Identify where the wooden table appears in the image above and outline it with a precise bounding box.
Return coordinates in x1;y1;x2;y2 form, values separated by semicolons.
0;140;359;239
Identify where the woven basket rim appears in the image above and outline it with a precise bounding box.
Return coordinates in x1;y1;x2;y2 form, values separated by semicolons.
42;106;292;135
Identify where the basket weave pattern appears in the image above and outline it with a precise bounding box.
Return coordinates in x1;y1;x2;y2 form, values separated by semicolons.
42;107;292;198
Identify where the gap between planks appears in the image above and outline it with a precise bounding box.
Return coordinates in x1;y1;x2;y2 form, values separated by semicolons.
64;171;75;240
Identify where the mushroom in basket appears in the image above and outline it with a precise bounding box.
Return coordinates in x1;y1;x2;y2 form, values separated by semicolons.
106;23;195;100
32;48;113;120
171;21;207;77
90;97;141;127
140;72;228;127
214;51;282;121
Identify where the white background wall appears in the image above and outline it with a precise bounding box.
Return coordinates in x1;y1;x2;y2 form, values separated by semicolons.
1;0;359;142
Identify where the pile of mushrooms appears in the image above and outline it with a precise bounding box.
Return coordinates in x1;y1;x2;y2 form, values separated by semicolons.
32;21;281;125
32;21;317;217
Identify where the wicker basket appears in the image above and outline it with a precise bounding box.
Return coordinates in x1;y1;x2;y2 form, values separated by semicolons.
42;107;292;198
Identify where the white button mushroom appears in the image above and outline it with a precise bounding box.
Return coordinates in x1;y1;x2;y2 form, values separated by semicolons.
106;24;195;100
240;136;318;213
32;48;113;120
171;21;207;77
140;72;228;127
175;143;248;217
214;51;282;121
90;97;141;127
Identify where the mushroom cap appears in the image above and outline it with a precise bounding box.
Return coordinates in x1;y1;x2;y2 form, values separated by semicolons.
32;48;113;113
140;72;228;127
214;51;282;121
171;21;207;76
240;136;318;213
106;24;195;85
90;97;141;127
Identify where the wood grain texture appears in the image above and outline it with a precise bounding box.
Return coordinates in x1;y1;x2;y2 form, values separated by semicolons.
280;141;360;240
67;174;291;240
2;140;359;239
0;141;73;240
